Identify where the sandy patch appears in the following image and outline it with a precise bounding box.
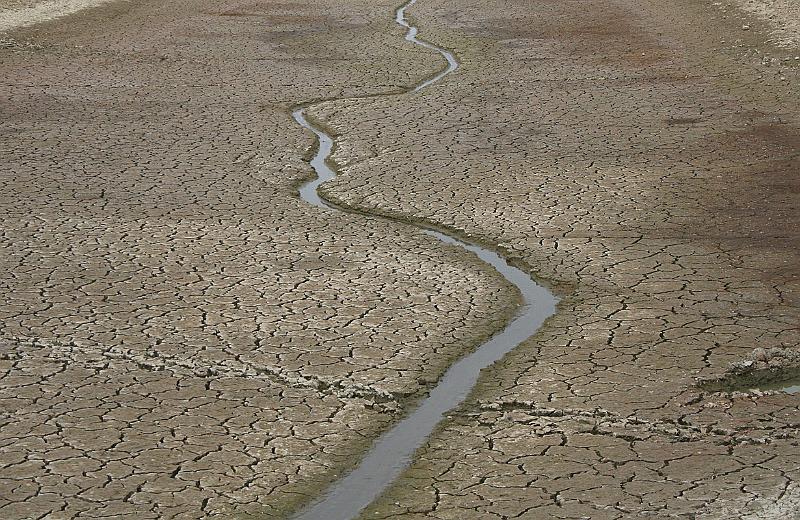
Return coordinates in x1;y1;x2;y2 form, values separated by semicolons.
0;0;118;32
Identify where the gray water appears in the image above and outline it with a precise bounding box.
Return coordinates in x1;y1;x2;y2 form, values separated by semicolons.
757;380;800;394
290;1;558;519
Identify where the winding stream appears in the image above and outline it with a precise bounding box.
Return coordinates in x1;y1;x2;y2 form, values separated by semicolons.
290;1;557;518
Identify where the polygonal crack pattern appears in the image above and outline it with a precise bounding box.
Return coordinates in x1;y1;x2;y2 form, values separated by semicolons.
303;0;800;518
0;0;518;517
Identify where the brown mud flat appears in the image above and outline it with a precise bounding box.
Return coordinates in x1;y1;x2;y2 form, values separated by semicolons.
1;0;799;519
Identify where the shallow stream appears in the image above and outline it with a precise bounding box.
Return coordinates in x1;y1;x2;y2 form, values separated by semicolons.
290;1;557;518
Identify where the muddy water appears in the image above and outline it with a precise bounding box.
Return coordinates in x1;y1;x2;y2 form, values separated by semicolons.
290;1;557;519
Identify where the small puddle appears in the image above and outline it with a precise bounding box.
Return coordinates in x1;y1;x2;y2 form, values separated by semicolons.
290;1;558;519
773;384;800;394
752;379;800;394
698;368;800;395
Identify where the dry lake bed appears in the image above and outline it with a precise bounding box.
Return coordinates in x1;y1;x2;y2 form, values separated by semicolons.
1;0;799;518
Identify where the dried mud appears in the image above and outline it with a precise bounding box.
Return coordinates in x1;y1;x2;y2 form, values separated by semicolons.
1;0;799;518
305;0;800;518
0;0;515;517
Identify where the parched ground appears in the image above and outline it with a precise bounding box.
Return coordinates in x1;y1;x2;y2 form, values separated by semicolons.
1;0;799;519
308;0;800;518
0;0;519;518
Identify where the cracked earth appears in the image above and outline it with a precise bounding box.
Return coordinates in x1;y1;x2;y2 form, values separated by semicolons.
1;0;799;518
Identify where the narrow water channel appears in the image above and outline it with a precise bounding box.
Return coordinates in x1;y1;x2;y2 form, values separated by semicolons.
290;1;558;518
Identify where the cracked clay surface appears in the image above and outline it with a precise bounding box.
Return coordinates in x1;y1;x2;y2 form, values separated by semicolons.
1;0;799;518
301;0;800;518
0;0;516;517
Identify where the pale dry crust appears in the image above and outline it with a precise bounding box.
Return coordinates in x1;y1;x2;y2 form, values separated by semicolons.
0;0;118;32
296;0;800;518
0;0;522;518
725;0;800;48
